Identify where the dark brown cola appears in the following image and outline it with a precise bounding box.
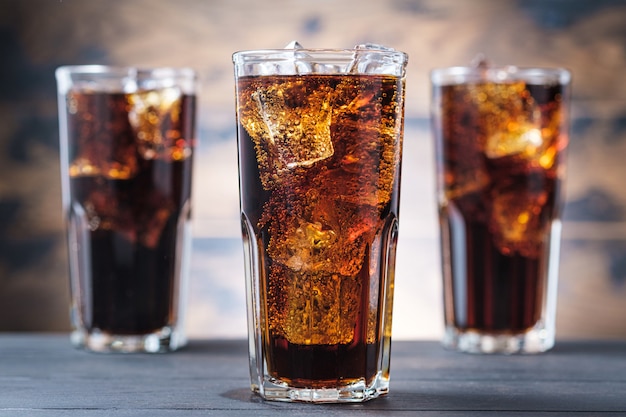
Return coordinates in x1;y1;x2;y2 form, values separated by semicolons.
434;81;567;333
65;90;195;335
237;74;404;387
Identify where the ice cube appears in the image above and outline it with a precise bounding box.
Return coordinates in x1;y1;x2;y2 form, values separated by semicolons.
69;157;137;180
68;91;139;180
282;269;341;344
248;41;312;75
281;221;337;272
466;81;544;160
262;199;365;344
470;53;491;69
282;270;361;345
490;187;548;257
79;176;174;249
260;178;373;277
347;43;401;74
284;40;303;49
82;187;136;244
137;206;172;248
127;87;185;160
444;168;490;201
330;77;402;208
270;215;363;277
485;123;543;159
239;80;334;189
535;105;564;170
283;40;313;74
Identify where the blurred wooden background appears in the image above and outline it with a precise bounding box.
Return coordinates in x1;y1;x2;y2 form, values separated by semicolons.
0;0;625;340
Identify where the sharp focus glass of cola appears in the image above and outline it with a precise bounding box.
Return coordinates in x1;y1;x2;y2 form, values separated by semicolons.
431;64;571;354
233;46;408;402
56;66;197;353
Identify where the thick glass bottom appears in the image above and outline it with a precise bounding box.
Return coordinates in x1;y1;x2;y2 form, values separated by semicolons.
70;326;185;353
252;372;389;403
443;323;554;354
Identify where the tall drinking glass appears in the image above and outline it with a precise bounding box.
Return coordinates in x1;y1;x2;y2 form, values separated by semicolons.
233;46;408;402
431;64;571;354
56;66;197;353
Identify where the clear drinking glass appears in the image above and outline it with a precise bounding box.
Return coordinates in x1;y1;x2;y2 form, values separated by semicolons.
431;64;571;354
233;46;408;402
56;66;197;353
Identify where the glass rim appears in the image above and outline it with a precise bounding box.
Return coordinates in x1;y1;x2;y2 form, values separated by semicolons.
232;48;408;64
55;65;198;94
55;65;197;79
430;65;571;85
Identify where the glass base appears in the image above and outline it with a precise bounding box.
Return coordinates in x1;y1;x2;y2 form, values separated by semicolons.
253;372;389;403
71;326;186;353
442;324;554;354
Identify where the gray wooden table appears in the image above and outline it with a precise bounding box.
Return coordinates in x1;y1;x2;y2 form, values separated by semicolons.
1;334;625;416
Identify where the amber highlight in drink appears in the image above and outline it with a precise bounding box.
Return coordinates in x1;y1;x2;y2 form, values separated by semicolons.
431;65;571;354
56;66;197;353
234;47;407;402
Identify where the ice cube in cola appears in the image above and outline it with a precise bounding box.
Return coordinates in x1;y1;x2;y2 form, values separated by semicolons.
238;79;334;188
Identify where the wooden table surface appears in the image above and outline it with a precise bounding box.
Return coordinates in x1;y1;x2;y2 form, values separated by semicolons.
0;334;625;416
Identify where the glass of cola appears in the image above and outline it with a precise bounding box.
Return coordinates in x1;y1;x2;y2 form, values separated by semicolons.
233;45;408;402
56;66;197;353
431;63;571;354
